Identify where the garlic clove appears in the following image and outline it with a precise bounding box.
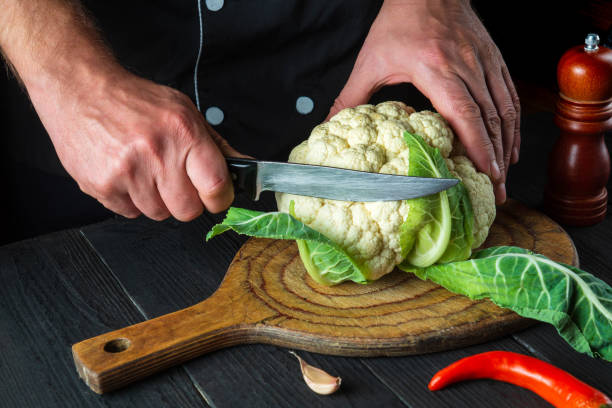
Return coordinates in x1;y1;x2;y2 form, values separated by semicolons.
289;351;341;395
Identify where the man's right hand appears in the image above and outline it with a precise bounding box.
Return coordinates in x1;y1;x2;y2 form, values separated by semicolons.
42;71;239;220
1;0;240;221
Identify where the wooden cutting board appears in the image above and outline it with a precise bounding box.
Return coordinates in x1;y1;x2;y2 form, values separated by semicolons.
72;199;578;394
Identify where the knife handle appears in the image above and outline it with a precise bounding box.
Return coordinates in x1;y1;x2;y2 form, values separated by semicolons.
226;157;259;201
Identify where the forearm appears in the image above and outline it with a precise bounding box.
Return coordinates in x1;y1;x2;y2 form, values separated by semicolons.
0;0;122;97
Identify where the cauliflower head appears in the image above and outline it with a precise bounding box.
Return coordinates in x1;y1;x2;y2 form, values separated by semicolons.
276;101;495;281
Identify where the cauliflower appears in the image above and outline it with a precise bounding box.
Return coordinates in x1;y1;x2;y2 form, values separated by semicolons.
276;101;495;281
408;110;454;158
445;155;496;248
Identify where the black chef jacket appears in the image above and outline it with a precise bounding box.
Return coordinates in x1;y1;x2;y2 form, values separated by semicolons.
4;0;431;243
85;0;384;159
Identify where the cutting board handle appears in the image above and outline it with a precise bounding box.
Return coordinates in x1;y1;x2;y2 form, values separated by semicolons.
72;290;249;394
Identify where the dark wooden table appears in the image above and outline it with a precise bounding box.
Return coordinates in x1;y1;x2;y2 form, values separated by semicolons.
1;113;610;408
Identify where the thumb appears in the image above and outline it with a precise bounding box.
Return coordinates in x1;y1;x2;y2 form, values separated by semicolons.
326;65;378;121
185;131;235;214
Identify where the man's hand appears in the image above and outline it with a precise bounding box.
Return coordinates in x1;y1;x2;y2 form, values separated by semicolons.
329;0;520;204
42;72;240;220
1;0;239;220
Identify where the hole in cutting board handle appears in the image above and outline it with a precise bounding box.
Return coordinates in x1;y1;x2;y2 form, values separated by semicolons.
103;338;131;353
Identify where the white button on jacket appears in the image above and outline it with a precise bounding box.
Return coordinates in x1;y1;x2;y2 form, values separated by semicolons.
296;96;314;115
205;106;224;125
205;0;224;12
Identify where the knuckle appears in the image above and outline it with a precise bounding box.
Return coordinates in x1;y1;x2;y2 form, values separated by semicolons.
166;192;204;221
484;43;500;60
454;100;481;120
146;208;171;221
174;205;204;222
99;163;134;201
459;43;479;65
132;133;164;159
118;133;164;174
420;43;451;71
500;103;517;123
513;97;522;114
502;70;522;110
79;167;124;201
92;177;116;200
167;108;196;141
113;152;136;177
168;87;194;106
475;137;494;153
485;111;502;135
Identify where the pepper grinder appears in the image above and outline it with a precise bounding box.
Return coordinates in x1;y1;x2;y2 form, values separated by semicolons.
543;33;612;226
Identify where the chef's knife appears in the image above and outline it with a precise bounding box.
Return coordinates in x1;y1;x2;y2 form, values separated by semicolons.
226;157;458;202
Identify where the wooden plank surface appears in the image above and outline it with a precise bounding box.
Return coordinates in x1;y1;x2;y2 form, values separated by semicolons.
0;231;208;408
360;338;551;408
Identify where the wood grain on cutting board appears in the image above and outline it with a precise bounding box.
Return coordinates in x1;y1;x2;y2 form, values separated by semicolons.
72;199;577;393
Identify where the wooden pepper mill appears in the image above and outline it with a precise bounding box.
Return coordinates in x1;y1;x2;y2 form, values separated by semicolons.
544;33;612;226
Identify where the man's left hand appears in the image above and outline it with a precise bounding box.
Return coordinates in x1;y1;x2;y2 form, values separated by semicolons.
329;0;520;204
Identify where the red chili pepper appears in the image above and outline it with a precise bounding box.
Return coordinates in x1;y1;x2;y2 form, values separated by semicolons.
428;351;612;408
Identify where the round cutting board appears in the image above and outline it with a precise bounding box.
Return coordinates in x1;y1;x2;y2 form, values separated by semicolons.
72;199;578;393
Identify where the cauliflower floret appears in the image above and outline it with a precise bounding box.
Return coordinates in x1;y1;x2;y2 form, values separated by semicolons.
408;111;454;158
445;155;496;248
374;101;416;120
277;101;495;280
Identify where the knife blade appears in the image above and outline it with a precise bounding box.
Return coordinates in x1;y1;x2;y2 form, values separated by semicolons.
226;157;458;202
